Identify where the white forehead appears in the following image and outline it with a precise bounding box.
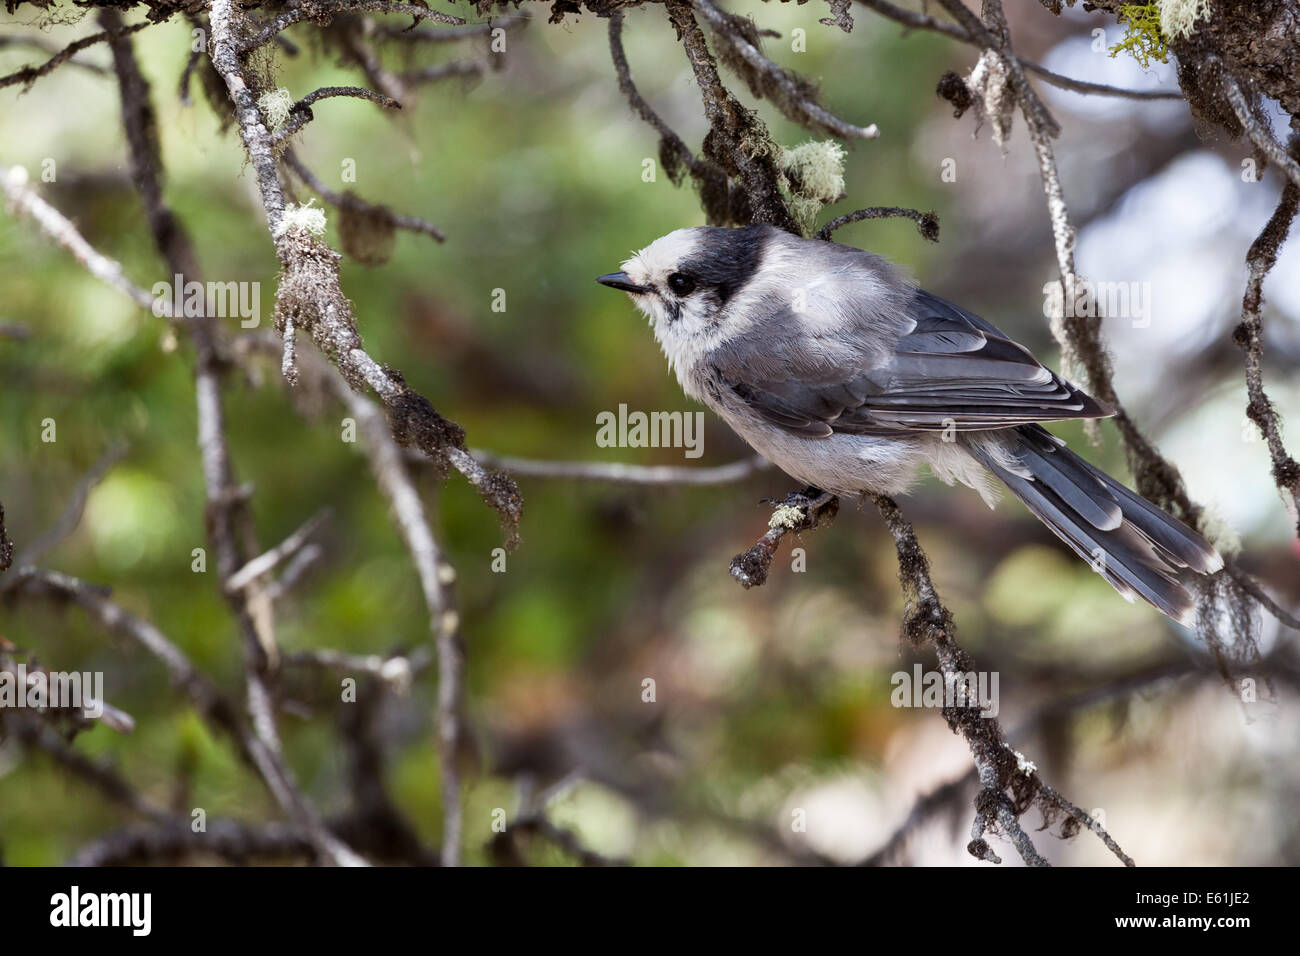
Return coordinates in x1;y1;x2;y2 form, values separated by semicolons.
621;227;705;280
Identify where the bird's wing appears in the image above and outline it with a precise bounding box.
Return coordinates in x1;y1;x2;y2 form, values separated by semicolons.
711;288;1112;436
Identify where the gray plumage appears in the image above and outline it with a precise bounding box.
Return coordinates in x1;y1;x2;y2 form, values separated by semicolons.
598;223;1222;625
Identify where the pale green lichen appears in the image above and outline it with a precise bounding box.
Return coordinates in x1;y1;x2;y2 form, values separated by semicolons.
273;200;327;238
768;504;806;530
780;140;846;237
1160;0;1212;40
258;87;295;131
1198;503;1243;559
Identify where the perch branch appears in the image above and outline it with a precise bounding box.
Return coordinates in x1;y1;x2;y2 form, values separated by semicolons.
869;493;1134;866
729;490;839;589
1233;162;1300;533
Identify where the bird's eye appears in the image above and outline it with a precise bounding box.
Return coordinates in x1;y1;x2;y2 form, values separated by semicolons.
667;273;696;296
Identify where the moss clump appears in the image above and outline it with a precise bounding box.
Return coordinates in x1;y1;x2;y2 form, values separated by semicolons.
1110;4;1170;68
274;200;327;239
779;140;846;237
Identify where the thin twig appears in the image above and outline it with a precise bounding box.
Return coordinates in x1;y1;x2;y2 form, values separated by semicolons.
375;15;528;42
8;443;126;570
1;167;159;312
608;9;727;198
0;35;109;76
270;85;402;146
857;0;1183;101
472;450;771;485
210;2;521;546
817;206;940;242
281;148;445;241
68;819;315;867
339;384;466;866
239;333;469;866
398;62;483;87
0;21;152;91
107;6;365;867
1038;782;1135;867
933;0;1060;138
609;12;705;176
492;815;630;867
225;509;332;593
4;568;252;761
1233;163;1300;533
240;1;466;53
264;542;325;602
284;647;434;691
1221;69;1300;191
665;0;800;232
1225;562;1300;632
691;0;879;140
4;711;170;822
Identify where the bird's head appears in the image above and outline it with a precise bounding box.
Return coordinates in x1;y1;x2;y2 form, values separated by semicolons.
597;225;771;368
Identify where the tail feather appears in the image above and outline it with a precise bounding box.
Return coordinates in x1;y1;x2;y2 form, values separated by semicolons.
972;425;1222;625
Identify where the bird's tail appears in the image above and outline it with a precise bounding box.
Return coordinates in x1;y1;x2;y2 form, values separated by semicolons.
970;425;1223;625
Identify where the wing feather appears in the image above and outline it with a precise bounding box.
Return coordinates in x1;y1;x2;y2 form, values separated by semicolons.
713;285;1112;436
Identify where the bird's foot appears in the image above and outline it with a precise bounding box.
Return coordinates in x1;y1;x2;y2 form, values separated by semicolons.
763;487;839;533
762;485;829;510
732;487;839;589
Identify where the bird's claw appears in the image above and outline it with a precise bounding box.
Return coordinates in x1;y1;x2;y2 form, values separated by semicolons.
761;485;826;510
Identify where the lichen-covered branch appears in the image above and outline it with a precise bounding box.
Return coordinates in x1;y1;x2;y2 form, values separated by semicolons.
664;0;801;232
868;493;1134;866
240;333;469;866
209;0;519;550
239;0;466;53
270;85;402;146
1234;169;1300;534
729;490;839;589
102;6;365;867
817;205;940;242
691;0;879;140
0;18;153;91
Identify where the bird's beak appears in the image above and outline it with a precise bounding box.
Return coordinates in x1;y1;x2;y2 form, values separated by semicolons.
596;272;649;295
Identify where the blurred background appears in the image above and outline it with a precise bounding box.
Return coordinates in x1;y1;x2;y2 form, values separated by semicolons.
1;0;1297;865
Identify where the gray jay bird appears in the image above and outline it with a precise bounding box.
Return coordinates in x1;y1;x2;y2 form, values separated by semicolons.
597;223;1222;625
